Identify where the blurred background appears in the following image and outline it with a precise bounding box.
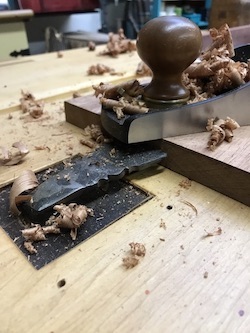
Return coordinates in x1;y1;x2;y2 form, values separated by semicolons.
0;0;249;60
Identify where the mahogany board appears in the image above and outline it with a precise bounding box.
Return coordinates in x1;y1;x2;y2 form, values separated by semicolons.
65;95;250;207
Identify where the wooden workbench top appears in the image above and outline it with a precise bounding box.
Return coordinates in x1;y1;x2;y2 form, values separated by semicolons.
0;45;250;333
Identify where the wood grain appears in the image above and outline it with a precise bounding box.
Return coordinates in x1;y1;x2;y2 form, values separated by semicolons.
1;37;250;333
161;127;250;207
1;167;250;333
64;93;250;207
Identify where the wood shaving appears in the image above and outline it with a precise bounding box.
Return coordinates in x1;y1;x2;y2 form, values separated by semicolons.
180;200;198;216
22;224;47;241
136;61;152;77
122;242;146;269
0;141;29;166
22;223;60;254
129;242;146;257
20;90;44;118
99;28;136;57
122;256;139;269
88;41;96;51
101;97;148;115
93;79;144;99
87;64;115;75
206;117;240;150
204;227;222;237
9;170;39;216
72;91;82;98
53;203;94;240
34;145;51;151
21;204;92;254
184;24;249;102
179;178;192;190
24;241;37;254
57;51;63;58
79;138;96;148
80;124;109;148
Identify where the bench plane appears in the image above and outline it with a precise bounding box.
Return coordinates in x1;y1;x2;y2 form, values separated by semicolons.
101;17;250;143
19;17;250;220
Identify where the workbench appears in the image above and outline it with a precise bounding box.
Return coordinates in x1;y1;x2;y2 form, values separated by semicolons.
1;43;250;333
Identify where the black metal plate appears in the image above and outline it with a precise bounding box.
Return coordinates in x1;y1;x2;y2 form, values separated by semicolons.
0;161;152;270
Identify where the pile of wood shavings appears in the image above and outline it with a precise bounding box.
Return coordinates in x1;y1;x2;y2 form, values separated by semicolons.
184;24;250;103
80;124;111;148
99;28;136;57
135;24;249;104
122;242;146;269
93;80;148;119
22;203;94;254
206;116;240;150
87;64;115;75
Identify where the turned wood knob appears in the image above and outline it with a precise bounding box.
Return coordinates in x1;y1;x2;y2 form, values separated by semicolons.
136;16;202;106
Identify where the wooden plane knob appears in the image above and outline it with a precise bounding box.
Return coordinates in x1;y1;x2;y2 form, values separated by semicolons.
136;16;202;106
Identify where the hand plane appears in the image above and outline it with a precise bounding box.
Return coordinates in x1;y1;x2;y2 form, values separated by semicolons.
101;17;250;143
19;17;250;219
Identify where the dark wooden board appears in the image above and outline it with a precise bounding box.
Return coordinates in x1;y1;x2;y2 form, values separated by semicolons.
160;128;250;207
64;95;250;207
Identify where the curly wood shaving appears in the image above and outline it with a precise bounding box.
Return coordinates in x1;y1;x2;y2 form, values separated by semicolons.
99;28;136;57
22;224;46;241
10;170;39;216
122;256;139;269
206;24;234;58
87;64;114;75
180;200;198;216
93;80;144;99
122;242;146;269
129;242;146;257
53;203;94;240
101;97;148;115
184;24;249;101
22;223;61;254
204;227;222;237
206;117;240;150
0;142;29;166
20;90;44;119
24;241;37;254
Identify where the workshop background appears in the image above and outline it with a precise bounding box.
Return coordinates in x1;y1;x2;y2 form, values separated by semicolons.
0;0;250;60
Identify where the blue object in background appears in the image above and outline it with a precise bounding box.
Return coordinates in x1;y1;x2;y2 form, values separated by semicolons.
8;0;19;9
150;0;161;18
